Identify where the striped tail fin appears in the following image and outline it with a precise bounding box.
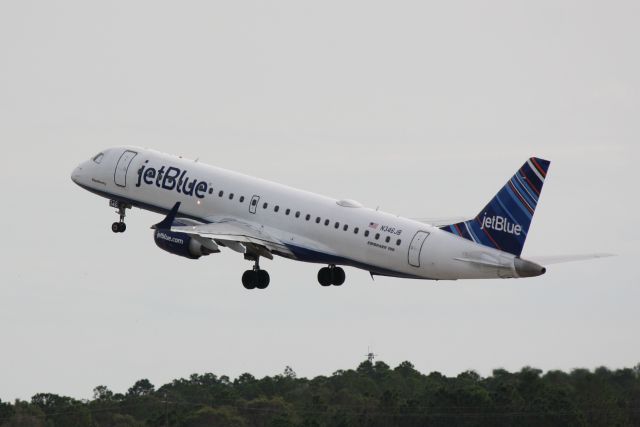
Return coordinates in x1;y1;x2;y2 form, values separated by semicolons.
440;157;551;256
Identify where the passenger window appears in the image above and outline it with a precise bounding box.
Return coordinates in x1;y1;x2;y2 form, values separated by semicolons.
274;205;280;212
396;239;401;246
316;217;321;224
208;188;214;194
263;202;268;209
324;219;330;226
385;236;390;243
364;230;370;237
229;193;234;200
285;208;291;215
354;227;359;234
343;224;348;231
334;222;340;229
305;214;311;221
92;153;104;164
375;233;380;240
218;190;224;197
240;196;245;203
251;198;257;206
295;211;300;218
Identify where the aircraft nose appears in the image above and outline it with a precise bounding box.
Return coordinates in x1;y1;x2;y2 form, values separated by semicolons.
71;165;83;184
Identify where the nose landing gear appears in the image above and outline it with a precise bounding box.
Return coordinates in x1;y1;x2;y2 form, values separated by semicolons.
111;222;126;233
318;265;345;287
110;200;130;233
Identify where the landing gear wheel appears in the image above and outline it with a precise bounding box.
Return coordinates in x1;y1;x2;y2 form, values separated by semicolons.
317;267;332;287
242;270;257;290
333;267;345;286
242;256;270;290
318;265;346;286
109;200;130;233
256;270;270;289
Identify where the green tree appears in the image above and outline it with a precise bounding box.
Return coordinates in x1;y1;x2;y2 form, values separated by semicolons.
1;360;639;427
93;385;114;400
241;397;295;427
181;406;245;427
2;400;45;427
30;393;91;427
0;400;15;425
127;379;155;397
283;366;296;379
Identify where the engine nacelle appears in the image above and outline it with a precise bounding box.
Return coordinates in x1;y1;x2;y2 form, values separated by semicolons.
154;229;218;259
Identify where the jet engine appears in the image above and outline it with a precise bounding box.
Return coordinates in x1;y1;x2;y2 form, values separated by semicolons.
153;229;219;259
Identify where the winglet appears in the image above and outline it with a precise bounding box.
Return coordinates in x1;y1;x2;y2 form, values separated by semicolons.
151;202;181;230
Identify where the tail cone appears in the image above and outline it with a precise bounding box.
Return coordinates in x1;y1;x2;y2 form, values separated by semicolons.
514;257;546;278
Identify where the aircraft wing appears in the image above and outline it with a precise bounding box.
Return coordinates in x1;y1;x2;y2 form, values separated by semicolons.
153;202;293;260
170;219;293;260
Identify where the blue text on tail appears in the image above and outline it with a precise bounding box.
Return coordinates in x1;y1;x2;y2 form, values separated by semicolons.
440;157;551;256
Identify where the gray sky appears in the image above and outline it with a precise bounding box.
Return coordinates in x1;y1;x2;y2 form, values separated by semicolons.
0;0;638;401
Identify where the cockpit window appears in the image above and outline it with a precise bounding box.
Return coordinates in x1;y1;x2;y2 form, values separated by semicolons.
92;153;104;164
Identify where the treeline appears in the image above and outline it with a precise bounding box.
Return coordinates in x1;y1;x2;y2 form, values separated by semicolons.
2;360;640;427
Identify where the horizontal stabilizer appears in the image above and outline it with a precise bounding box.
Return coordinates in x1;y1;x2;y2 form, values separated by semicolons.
528;253;615;266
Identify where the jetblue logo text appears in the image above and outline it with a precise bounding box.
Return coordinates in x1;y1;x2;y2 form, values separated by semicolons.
136;161;209;198
156;232;184;245
480;215;522;236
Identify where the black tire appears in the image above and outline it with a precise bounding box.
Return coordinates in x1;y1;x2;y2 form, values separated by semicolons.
256;270;270;289
317;267;331;287
111;222;121;233
242;270;256;289
118;222;127;233
333;267;345;286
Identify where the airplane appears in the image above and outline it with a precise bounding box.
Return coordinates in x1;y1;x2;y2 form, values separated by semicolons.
71;147;608;289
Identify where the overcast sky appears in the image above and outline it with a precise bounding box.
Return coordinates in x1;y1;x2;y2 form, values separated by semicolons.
0;0;638;401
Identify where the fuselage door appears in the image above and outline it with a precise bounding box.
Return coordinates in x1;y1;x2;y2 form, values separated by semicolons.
249;195;260;214
408;231;430;267
114;150;138;187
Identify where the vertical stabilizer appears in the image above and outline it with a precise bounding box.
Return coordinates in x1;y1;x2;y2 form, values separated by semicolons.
440;158;551;256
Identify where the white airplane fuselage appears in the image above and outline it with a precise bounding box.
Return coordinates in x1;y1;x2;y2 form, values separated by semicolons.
71;146;546;282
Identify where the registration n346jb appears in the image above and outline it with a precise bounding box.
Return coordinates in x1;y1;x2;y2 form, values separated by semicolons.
71;147;607;289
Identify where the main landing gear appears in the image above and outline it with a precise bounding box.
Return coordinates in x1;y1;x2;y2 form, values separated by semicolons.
110;200;130;233
318;265;345;287
242;256;270;290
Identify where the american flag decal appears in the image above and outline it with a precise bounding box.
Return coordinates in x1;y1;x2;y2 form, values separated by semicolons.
369;222;379;229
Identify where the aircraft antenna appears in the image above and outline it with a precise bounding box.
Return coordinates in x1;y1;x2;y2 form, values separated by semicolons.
365;347;377;363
